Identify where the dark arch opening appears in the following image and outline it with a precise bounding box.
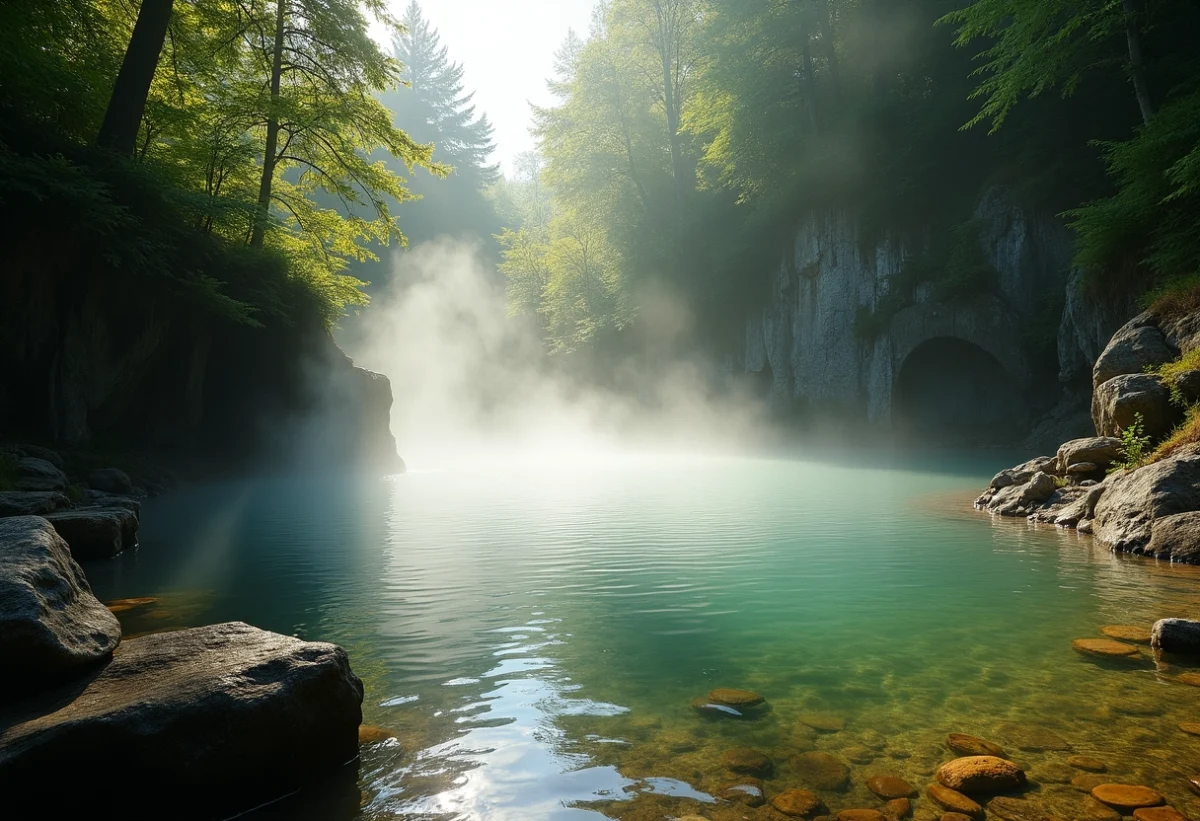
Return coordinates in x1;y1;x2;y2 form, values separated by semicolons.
894;337;1026;445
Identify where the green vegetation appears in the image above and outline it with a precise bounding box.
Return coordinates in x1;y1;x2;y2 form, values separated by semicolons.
1116;412;1152;470
497;0;1200;356
0;0;438;328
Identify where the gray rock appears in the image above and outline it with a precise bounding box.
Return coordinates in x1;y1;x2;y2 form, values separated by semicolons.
1152;618;1200;654
0;491;69;518
43;508;138;560
1091;315;1176;390
1172;369;1200;406
0;517;121;688
0;622;364;818
1145;511;1200;563
1053;483;1107;529
989;456;1058;490
1092;448;1200;555
979;471;1058;516
86;468;131;495
1030;486;1088;523
14;458;66;492
0;444;65;471
1066;462;1099;476
1057;437;1122;474
81;490;141;515
1092;373;1180;441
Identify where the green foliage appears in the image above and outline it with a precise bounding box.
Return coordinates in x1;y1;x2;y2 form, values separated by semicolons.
0;0;435;329
1154;347;1200;406
1116;412;1152;470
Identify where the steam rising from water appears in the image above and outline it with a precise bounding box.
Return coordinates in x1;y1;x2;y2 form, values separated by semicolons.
343;240;774;470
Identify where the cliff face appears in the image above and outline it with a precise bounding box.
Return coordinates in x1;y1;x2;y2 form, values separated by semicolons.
0;252;403;474
727;188;1125;443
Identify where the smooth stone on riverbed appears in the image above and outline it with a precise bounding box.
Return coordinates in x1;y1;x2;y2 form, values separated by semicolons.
1067;756;1107;773
1175;672;1200;686
1101;625;1153;644
935;756;1026;794
947;733;1006;758
0;622;364;817
837;811;885;821
707;687;764;706
986;796;1052;821
1082;796;1122;821
941;815;975;821
1072;774;1111;792
1091;784;1165;811
791;751;850;790
1133;808;1188;821
358;725;396;745
0;516;121;689
772;788;822;817
884;797;911;819
1072;638;1140;657
926;784;983;817
868;775;915;800
722;747;773;777
1180;722;1200;736
800;712;845;732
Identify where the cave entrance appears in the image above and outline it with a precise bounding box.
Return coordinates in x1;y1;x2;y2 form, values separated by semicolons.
893;337;1025;445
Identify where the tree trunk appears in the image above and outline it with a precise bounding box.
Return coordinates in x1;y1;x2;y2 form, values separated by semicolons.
660;48;687;213
251;0;288;249
96;0;174;156
1122;0;1155;124
799;16;819;134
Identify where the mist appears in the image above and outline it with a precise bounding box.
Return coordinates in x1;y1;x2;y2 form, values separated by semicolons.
342;240;776;471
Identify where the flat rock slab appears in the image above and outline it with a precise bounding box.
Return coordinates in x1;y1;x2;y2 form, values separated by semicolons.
1091;784;1164;811
936;755;1026;794
1072;638;1140;657
0;492;69;518
0;517;120;688
15;458;66;492
43;507;138;560
1100;625;1152;644
0;622;364;818
926;783;983;817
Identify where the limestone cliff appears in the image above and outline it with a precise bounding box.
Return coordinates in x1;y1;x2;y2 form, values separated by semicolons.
726;188;1124;443
0;254;403;474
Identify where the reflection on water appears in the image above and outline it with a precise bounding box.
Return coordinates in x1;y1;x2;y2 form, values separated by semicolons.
84;453;1200;820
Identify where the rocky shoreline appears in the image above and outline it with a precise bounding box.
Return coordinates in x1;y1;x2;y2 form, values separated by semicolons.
975;309;1200;563
0;448;371;819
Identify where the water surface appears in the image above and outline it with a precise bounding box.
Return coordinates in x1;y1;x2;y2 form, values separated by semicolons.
85;452;1200;820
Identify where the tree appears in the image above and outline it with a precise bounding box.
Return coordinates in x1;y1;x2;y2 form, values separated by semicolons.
97;0;174;155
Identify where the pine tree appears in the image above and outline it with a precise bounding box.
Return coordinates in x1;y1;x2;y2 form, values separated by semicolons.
382;2;498;211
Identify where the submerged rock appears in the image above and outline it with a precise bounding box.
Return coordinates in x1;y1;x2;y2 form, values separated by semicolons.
1132;808;1187;821
987;796;1062;821
44;507;139;560
799;712;845;732
0;622;363;818
791;751;850;790
837;811;885;821
868;775;915;800
717;780;765;807
935;756;1026;794
926;783;983;817
772;788;822;817
1071;638;1140;658
1090;784;1164;812
1099;625;1152;644
707;687;764;707
883;797;911;819
1067;755;1107;773
0;516;121;690
947;733;1006;758
722;747;773;777
997;724;1071;752
1152;618;1200;654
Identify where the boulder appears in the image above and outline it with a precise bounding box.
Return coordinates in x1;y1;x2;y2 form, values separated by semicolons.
1092;316;1176;390
1092;373;1179;441
926;784;983;817
1057;438;1122;474
947;733;1006;758
14;458;66;492
0;517;121;690
772;788;823;817
722;747;773;777
935;756;1026;794
81;490;141;515
1052;484;1106;529
0;622;364;818
1029;486;1088;524
978;472;1058;516
0;491;69;518
791;751;851;790
1092;449;1200;556
86;468;131;495
43;508;139;560
988;457;1058;490
1152;618;1200;655
1;444;65;471
1145;511;1200;562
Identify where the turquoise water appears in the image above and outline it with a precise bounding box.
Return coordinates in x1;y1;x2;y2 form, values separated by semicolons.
84;452;1200;820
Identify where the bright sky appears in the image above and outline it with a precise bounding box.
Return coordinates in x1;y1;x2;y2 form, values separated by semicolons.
387;0;598;175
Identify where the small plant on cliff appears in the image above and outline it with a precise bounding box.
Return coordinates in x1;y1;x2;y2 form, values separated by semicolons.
1115;413;1152;471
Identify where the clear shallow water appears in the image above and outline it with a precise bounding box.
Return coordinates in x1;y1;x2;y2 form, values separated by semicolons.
85;452;1200;820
